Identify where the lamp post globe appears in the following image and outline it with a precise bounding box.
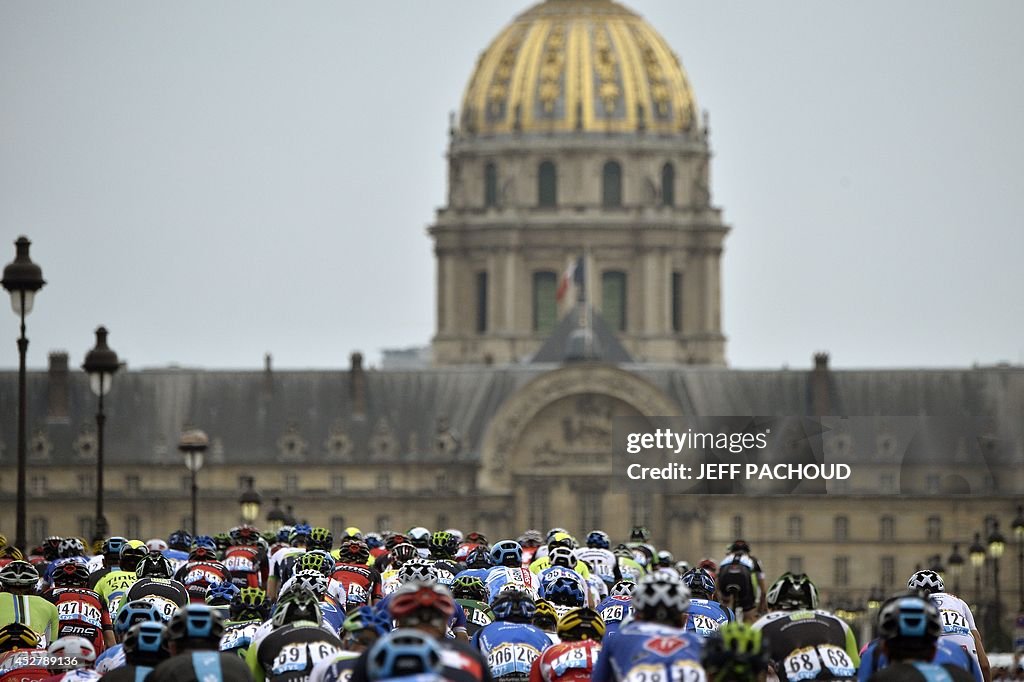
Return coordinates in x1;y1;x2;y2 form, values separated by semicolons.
239;485;262;525
2;236;45;553
82;326;120;541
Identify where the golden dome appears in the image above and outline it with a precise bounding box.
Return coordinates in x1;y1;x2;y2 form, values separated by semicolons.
461;0;698;136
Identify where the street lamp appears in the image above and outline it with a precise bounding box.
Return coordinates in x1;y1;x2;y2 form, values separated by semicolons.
988;521;1006;649
178;428;209;537
266;497;287;533
1;236;45;552
948;543;964;596
238;479;262;525
1012;505;1024;611
82;327;119;541
969;532;986;606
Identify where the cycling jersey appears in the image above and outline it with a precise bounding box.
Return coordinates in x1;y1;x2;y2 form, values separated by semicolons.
246;621;344;682
0;594;60;646
485;568;540;603
93;644;125;674
527;560;589;580
613;558;644;583
926;593;981;674
220;619;264;658
867;661;974;682
96;663;156;682
223;545;266;590
683;599;732;638
529;640;602;682
149;649;254;682
308;652;360;682
92;572;139;617
456;599;493;636
125;578;189;622
591;620;704;682
752;609;860;682
573;549;616;586
0;648;51;682
330;564;383;604
594;596;632;640
43;587;112;653
473;621;552;681
858;638;981;682
40;668;102;682
174;560;232;604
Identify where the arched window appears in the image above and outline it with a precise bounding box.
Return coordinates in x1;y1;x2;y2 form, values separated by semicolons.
484;162;498;208
532;271;557;334
538;161;557;207
602;160;622;207
601;271;627;331
661;162;675;206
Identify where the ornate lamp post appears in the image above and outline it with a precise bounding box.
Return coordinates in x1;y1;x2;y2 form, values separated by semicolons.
969;533;986;606
948;543;964;596
178;429;209;537
988;521;1007;649
1;236;45;552
82;327;119;540
1012;505;1024;611
238;480;262;525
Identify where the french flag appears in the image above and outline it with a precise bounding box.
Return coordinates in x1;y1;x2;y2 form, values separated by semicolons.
556;256;584;303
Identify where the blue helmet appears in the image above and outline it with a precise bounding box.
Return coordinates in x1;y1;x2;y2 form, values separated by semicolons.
466;546;493;569
114;600;165;635
682;568;717;599
168;530;192;551
367;629;443;680
544;576;586;607
166;605;224;644
586;530;610;549
490;589;536;623
102;536;129;557
205;581;241;606
290;524;313;544
490;540;522;567
276;525;294;543
191;535;216;551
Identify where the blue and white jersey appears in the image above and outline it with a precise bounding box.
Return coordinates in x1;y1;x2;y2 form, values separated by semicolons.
485;566;540;602
94;643;126;673
592;620;704;682
857;637;982;682
595;595;633;640
537;567;588;600
472;621;551;679
455;568;491;583
683;599;732;638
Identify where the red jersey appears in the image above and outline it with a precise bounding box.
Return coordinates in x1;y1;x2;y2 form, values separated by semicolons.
222;545;265;588
43;587;111;654
330;563;383;602
173;560;231;603
529;640;602;682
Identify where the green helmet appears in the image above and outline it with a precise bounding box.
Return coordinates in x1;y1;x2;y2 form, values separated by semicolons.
701;622;769;682
452;575;486;602
309;527;333;551
429;531;457;559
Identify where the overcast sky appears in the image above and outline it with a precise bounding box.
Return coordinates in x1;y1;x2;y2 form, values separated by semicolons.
2;1;1022;371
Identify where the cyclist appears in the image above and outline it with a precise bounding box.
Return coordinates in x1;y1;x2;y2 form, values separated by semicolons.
610;548;644;585
42;560;114;653
537;549;589;608
331;541;383;607
485;542;539;603
123;553;189;622
700;622;770;682
42;636;99;682
86;537;128;587
220;588;270;659
867;595;974;682
681;567;733;638
206;582;241;615
93;600;165;674
149;605;254;682
165;530;193;570
517;532;543;568
455;548;493;584
531;600;559;645
246;588;344;682
594;581;634;640
94;543;146;617
0;623;48;682
752;572;859;681
308;606;391;682
907;569;990;682
529;536;588;580
364;629;444;680
472;589;551;680
100;621;169;682
379;544;419;596
717;540;766;622
858;591;981;682
223;526;267;590
406;529;431;560
452;576;494;637
574;532;616;588
267;526;310;602
529;607;605;682
0;561;59;646
174;542;232;604
541;578;587;622
591;573;702;682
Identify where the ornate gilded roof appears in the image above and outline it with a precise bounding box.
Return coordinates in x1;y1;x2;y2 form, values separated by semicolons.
460;0;698;136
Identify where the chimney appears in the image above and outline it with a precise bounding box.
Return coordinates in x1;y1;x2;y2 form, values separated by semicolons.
350;352;366;420
47;351;69;421
810;352;831;416
263;352;273;395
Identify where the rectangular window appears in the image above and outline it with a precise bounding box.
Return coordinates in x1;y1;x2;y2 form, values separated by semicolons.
475;271;488;334
331;475;345;494
125;515;141;539
601;271;627;331
30;475;47;496
377;473;391;493
330;516;346;539
926;474;940;494
284;474;298;493
528;489;549;531
31;517;48;544
484;163;498;208
787;515;803;540
881;556;896;588
880;473;895;493
880;516;895;541
834;556;849;587
78;517;94;540
671;272;683;332
78;474;94;494
581;491;603;532
787;557;803;575
238;475;255;491
436;475;449;493
533;271;558;333
834;515;849;542
927;516;942;542
731;515;744;540
125;475;140;494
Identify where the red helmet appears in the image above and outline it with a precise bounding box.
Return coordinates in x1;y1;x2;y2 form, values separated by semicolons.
389;583;455;621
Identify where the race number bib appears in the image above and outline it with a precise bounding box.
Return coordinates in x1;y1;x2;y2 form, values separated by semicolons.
271;641;341;676
688;614;721;636
782;644;855;681
486;643;540;677
549;647;599;676
57;600;102;627
224;555;255;572
601;604;626;622
939;609;970;636
140;596;178;620
624;661;705;682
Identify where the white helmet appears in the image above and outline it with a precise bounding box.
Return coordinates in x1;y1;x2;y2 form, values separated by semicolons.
907;570;944;595
47;636;96;668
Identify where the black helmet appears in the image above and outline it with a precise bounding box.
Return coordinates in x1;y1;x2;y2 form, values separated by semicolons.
165;605;225;647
